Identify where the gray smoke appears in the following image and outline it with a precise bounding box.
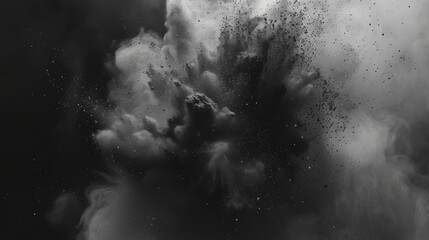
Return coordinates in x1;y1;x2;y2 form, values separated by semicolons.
58;0;429;240
292;0;429;239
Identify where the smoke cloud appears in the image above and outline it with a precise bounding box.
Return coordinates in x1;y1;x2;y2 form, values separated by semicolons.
59;0;429;239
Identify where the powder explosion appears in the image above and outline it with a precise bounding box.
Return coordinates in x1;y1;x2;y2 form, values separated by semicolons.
50;0;429;239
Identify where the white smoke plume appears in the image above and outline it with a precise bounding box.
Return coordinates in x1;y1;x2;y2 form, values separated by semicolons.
62;0;429;240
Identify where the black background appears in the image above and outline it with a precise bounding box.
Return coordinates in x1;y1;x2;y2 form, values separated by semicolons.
0;0;165;239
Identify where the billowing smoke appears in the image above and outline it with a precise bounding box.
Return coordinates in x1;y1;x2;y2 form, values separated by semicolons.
49;0;429;239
